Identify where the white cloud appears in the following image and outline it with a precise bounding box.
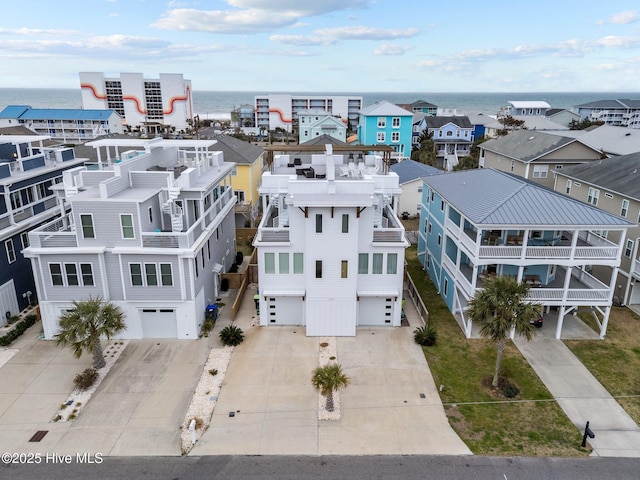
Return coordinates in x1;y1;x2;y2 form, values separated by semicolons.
272;26;420;46
0;27;79;36
153;0;369;34
373;44;413;55
597;10;638;25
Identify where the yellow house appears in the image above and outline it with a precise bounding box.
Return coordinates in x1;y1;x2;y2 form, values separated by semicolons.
211;134;265;226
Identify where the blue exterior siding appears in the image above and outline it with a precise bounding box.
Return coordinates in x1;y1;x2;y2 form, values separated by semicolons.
1;229;37;312
358;113;413;157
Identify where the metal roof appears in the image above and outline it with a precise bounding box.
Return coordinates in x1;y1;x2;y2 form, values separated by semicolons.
573;125;640;156
423;168;632;227
479;130;583;162
574;99;640;109
1;105;119;121
0;105;31;118
359;101;413;117
390;159;441;184
508;101;551;109
556;153;640;201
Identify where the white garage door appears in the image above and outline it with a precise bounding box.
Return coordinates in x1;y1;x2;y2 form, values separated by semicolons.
264;296;303;325
306;298;356;336
358;297;394;326
140;309;178;338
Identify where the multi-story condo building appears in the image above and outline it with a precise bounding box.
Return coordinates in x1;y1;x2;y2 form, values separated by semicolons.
572;99;640;129
24;138;236;340
553;154;640;311
298;109;347;144
254;144;407;336
479;130;605;190
358;101;413;161
1;134;87;324
254;94;362;133
79;72;193;134
0;105;123;144
419;168;632;339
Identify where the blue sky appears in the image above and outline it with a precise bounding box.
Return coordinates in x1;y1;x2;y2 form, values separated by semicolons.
1;0;640;92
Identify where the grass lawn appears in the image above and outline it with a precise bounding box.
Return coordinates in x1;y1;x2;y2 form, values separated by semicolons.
565;306;640;424
405;247;587;457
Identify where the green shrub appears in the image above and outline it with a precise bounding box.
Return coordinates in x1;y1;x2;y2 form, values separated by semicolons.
219;325;244;346
413;325;438;346
74;368;99;391
0;314;38;346
501;382;520;398
209;368;218;376
202;319;214;333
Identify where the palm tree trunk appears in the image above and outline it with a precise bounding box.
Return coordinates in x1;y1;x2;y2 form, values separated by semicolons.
92;339;106;369
325;391;334;412
492;339;505;387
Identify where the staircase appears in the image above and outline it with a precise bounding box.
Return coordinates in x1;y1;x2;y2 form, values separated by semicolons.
161;188;184;232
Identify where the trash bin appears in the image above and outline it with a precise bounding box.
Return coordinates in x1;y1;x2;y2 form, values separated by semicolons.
206;304;218;322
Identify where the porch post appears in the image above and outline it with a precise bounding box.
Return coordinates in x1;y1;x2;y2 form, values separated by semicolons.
556;305;566;339
600;305;611;339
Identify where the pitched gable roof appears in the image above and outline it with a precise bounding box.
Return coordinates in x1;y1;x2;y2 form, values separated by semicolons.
479;129;595;162
556;153;640;201
210;134;264;165
423;168;631;227
425;116;473;129
390;159;441;184
359;101;412;117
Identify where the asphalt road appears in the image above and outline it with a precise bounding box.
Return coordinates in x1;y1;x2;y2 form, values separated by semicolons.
3;455;640;480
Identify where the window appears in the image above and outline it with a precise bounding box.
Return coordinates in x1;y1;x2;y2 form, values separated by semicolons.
372;253;383;274
65;264;79;286
428;222;432;233
279;253;289;273
437;234;442;246
81;263;94;286
315;260;323;278
121;214;134;239
145;263;158;286
510;160;515;172
574;182;581;187
160;263;173;286
625;239;634;258
604;192;613;199
430;191;435;202
130;263;143;286
621;199;629;218
49;263;63;286
377;132;385;142
387;253;398;274
80;214;95;238
5;240;15;263
555;165;562;169
20;232;29;249
148;207;153;223
341;260;348;278
234;191;245;203
418;185;423;192
440;200;445;212
391;132;400;142
532;165;548;178
587;187;599;206
37;182;48;199
24;187;34;205
264;253;275;274
566;180;572;195
446;131;453;137
377;117;386;128
443;278;449;296
315;214;323;233
358;253;368;274
392;117;400;128
10;191;22;210
293;253;303;274
342;214;349;233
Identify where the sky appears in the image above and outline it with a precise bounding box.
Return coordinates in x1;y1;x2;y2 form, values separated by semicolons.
1;0;640;92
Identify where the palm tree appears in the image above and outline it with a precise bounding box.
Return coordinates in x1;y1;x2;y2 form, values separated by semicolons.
55;296;125;369
311;363;350;412
467;276;540;387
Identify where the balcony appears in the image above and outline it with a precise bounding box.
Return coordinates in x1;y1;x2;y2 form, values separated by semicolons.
28;213;77;248
254;204;290;243
373;205;405;243
446;220;619;263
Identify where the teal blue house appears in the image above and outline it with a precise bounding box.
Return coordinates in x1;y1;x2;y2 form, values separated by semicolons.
418;168;633;340
357;101;413;160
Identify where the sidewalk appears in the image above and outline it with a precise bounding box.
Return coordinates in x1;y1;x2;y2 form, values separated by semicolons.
514;333;640;457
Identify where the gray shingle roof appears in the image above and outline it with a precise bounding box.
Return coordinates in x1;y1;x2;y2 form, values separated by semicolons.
209;134;264;165
479;130;586;162
425;116;473;129
423;168;632;227
390;159;441;184
574;99;640;109
557;153;640;201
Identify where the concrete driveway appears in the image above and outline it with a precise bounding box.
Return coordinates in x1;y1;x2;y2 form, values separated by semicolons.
0;324;212;456
191;289;471;456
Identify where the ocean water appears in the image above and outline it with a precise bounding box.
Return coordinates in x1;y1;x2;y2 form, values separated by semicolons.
1;88;639;118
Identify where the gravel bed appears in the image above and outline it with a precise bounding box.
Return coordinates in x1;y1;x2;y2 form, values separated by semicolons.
317;336;341;421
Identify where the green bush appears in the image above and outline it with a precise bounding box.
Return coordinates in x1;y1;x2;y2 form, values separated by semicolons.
74;368;99;391
413;325;438;346
0;314;38;346
501;382;520;398
219;325;244;346
202;319;214;333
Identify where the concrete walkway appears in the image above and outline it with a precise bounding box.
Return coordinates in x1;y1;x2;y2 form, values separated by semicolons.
514;332;640;457
191;286;471;456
